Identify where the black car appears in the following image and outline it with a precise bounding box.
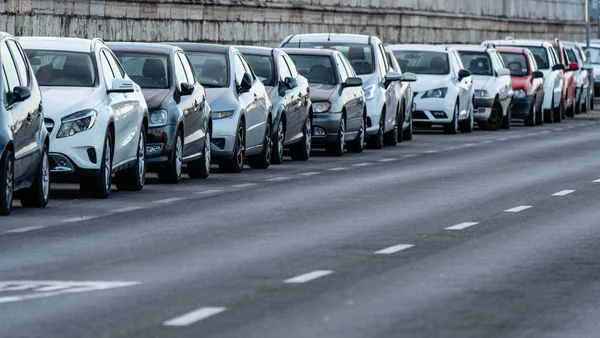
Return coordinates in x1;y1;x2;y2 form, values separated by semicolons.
282;48;365;156
237;46;312;164
0;32;50;215
108;42;211;183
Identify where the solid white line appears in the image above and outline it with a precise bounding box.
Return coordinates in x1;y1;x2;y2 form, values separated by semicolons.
328;167;348;171
298;172;320;176
504;205;533;213
154;197;185;204
423;150;439;154
446;222;479;230
6;226;48;233
552;190;575;196
231;183;257;188
353;162;373;167
375;244;414;255
195;189;223;195
62;216;98;223
378;158;397;162
111;206;143;213
266;177;290;182
284;270;334;284
592;179;600;183
163;307;227;327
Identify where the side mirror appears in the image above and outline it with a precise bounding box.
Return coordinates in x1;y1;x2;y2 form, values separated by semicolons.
107;78;135;94
179;82;195;96
568;62;579;71
284;77;298;90
343;77;363;87
496;68;510;77
458;69;471;81
552;63;565;71
532;71;544;79
401;72;417;82
6;86;31;105
239;73;253;93
383;71;402;87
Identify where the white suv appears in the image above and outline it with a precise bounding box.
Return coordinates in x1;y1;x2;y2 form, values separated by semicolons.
20;37;148;198
454;45;513;130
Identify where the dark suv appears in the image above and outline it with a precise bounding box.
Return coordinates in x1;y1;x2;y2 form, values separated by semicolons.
0;32;50;215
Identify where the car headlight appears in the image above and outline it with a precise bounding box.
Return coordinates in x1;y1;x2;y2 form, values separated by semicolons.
149;109;168;128
312;102;330;113
421;87;448;99
513;89;526;98
211;110;235;119
476;89;489;97
56;109;98;138
364;84;376;100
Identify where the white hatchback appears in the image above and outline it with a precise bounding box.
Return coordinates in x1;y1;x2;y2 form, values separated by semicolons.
21;37;148;198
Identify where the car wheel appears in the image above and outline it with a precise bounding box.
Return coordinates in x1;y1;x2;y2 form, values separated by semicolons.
459;100;474;133
554;99;563;123
81;133;112;198
524;99;536;127
575;90;582;115
219;120;245;173
290;117;311;161
482;102;500;131
188;129;211;179
367;114;384;149
443;102;459;135
116;126;146;191
20;144;50;208
347;115;365;153
544;94;554;124
591;92;595;110
567;97;576;118
271;119;285;164
158;130;183;184
0;150;14;216
403;113;413;141
248;118;272;169
326;116;345;156
384;113;398;147
501;100;513;129
583;91;589;113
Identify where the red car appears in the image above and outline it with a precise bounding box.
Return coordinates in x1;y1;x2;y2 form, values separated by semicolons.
550;39;579;118
497;47;545;126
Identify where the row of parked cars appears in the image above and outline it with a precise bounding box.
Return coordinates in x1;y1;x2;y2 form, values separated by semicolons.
0;31;594;215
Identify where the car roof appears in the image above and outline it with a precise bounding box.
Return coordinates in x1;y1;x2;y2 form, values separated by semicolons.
106;42;179;55
282;33;377;45
18;37;99;52
234;46;275;57
495;46;528;54
486;39;551;48
387;44;451;53
0;32;12;40
169;43;230;54
451;44;490;52
280;48;336;57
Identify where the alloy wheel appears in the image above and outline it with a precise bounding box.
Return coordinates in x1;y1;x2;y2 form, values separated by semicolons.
305;118;312;154
138;132;146;185
42;151;50;201
175;136;183;178
236;126;245;166
340;118;346;151
5;156;13;210
277;122;284;160
204;131;211;172
104;139;111;192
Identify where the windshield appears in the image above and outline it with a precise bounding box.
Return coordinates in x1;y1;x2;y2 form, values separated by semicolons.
588;47;600;64
511;46;549;70
186;52;229;88
459;51;493;76
499;52;529;76
24;50;96;87
244;55;274;86
287;55;336;85
282;42;374;75
113;52;169;89
565;49;578;65
392;50;449;75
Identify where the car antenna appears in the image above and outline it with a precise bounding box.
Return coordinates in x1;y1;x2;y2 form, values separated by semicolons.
327;32;331;41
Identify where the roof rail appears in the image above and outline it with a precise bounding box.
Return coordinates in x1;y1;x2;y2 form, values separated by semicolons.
91;37;105;52
485;42;496;49
505;36;514;40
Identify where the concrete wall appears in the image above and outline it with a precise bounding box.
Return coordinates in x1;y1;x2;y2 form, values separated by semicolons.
0;0;593;46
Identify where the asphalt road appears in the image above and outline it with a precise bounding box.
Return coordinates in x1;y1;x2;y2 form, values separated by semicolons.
2;117;600;338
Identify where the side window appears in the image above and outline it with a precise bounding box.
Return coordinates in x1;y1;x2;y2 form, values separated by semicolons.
2;41;22;92
178;53;196;84
99;50;116;85
233;54;246;86
173;54;188;85
449;52;461;76
283;55;298;78
529;52;538;71
238;55;255;82
341;56;356;77
549;47;559;66
277;55;292;81
105;51;125;78
335;54;349;83
376;44;388;78
6;40;29;87
493;52;505;68
2;70;8;99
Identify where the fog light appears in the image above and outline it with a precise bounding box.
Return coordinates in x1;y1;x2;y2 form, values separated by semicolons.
478;108;486;113
432;111;447;118
146;145;162;155
313;127;326;136
58;159;68;167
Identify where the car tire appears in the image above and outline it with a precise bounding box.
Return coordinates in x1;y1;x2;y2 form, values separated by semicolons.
290;117;311;161
383;113;398;147
347;115;365;153
575;90;582;115
524;100;536;127
482;102;500;131
591;92;595;110
248;119;272;169
0;149;14;216
157;130;182;184
116;126;146;191
535;98;543;125
567;97;576;118
368;114;385;149
403;113;413;141
501;100;512;129
20;144;50;208
188;129;211;179
544;94;554;124
583;92;589;113
219;120;245;173
459;100;474;133
271;119;285;164
554;100;563;123
81;133;112;199
326;117;345;157
443;102;459;135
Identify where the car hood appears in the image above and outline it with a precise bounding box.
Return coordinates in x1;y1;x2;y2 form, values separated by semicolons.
472;75;492;91
410;74;452;93
40;87;104;120
142;88;171;111
206;87;236;111
308;84;336;102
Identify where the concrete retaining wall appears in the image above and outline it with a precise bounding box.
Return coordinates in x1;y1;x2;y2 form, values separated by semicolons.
0;0;592;46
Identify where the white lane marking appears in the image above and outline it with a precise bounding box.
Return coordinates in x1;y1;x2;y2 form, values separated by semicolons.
423;150;439;154
353;162;373;167
62;216;98;223
111;206;144;213
592;179;600;183
539;130;552;134
231;183;257;188
552;190;575;196
284;270;334;284
328;167;348;171
375;244;414;255
378;158;397;162
446;222;479;230
463;143;477;147
195;189;223;195
163;307;227;327
6;226;48;233
0;281;140;304
497;138;509;141
482;140;493;144
299;172;320;176
402;154;418;157
504;205;533;213
155;197;185;204
266;177;290;182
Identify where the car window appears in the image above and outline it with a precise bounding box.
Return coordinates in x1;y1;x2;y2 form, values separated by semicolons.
376;44;388;78
499;52;529;76
393;50;450;75
104;51;124;79
2;41;21;91
114;52;169;89
287;54;337;85
565;48;577;65
99;50;116;86
233;54;246;86
238;55;255;82
492;51;505;69
277;55;292;81
340;54;356;77
25;49;97;87
6;40;29;87
177;52;195;84
459;51;493;76
186;52;228;88
2;69;9;100
244;54;274;86
283;55;298;78
528;51;538;71
282;41;375;75
335;54;349;83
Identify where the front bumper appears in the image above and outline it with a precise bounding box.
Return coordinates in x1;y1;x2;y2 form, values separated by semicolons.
412;96;455;124
365;98;382;136
511;96;535;118
210;116;238;161
48;152;100;182
48;128;104;174
473;97;494;121
146;124;177;168
312;112;342;144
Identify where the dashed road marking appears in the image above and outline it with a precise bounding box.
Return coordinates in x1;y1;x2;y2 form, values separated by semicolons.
446;222;479;230
6;226;48;233
298;172;320;176
378;158;397;162
497;138;509;141
62;216;98;223
155;197;185;204
403;154;419;157
552;190;575;196
266;177;290;182
195;189;223;195
328;167;348;171
375;244;414;255
592;179;600;183
111;206;144;213
284;270;334;284
0;281;140;304
423;150;439;154
353;162;373;167
163;307;227;327
482;140;493;144
505;205;533;213
231;183;257;188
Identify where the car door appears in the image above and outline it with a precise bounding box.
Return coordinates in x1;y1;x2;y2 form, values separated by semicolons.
377;44;398;131
174;51;203;158
179;52;207;158
548;46;563;108
276;54;298;141
452;51;470;114
232;54;258;151
491;51;512;113
340;54;364;123
241;54;268;152
335;53;359;132
282;53;306;141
